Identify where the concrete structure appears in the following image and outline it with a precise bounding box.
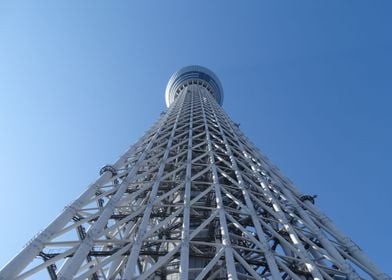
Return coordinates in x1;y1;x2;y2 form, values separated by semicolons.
0;66;389;279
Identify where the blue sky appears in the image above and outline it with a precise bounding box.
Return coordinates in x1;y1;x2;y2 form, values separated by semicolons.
0;0;391;275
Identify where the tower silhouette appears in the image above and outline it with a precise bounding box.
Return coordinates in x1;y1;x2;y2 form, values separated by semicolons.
0;66;389;280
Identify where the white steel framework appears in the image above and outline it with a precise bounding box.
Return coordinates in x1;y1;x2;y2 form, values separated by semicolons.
0;66;390;280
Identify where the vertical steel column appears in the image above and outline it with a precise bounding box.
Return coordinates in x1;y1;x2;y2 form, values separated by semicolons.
205;92;283;279
179;88;194;279
123;91;187;280
199;87;238;280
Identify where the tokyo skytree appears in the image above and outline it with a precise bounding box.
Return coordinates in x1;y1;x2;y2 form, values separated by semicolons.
0;66;389;280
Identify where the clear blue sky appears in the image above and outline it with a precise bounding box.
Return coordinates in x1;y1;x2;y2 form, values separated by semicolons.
0;0;391;275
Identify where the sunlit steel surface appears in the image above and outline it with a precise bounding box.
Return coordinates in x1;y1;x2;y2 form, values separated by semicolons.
0;66;389;280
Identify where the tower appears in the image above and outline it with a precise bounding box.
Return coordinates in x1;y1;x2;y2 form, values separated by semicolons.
0;65;389;280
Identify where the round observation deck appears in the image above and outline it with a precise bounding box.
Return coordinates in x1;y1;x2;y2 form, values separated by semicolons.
165;65;224;108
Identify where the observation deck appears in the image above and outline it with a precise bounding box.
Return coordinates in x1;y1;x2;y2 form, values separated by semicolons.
165;65;224;108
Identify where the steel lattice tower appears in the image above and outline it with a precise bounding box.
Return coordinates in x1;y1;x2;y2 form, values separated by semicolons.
0;66;389;280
